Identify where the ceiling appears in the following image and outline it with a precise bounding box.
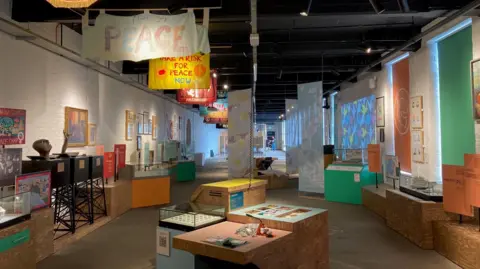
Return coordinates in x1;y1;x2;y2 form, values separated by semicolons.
12;0;475;122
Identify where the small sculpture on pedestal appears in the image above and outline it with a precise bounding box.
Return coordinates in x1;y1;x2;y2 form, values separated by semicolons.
61;130;71;155
32;139;52;160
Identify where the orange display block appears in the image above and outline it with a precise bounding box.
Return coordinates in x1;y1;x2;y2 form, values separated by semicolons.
367;144;381;173
131;176;170;208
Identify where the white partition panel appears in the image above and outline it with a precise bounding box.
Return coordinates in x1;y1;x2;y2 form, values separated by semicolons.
286;99;300;174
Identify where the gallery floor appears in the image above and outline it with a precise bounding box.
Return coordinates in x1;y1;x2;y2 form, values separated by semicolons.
37;154;459;269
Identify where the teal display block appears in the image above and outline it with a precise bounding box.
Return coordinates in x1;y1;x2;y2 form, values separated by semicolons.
325;164;382;205
174;161;196;182
0;228;30;253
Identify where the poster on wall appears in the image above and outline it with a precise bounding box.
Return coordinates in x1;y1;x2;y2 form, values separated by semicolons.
412;130;425;163
125;110;135;141
152;115;157;140
149;53;210;90
15;171;51;210
442;165;473;216
82;11;210;62
471;59;480;120
65;106;88;147
341;95;376;149
0;108;26;145
114;144;126;169
376;97;385;127
177;76;217;105
104;152;115;179
393;57;411;173
137;113;144;135
88;123;97;146
0;148;22;187
410;96;423;129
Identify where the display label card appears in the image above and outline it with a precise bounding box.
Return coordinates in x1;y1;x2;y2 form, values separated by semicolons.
156;227;170;257
442;165;473;216
230;192;244;210
57;162;64;173
354;173;360;183
96;158;101;167
79;160;85;169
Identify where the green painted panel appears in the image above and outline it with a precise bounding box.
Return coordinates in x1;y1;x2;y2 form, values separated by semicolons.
175;161;196;182
0;228;30;253
439;26;475;165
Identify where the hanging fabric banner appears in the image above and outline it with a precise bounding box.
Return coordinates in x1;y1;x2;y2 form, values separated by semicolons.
199;99;228;116
149;53;210;89
177;77;216;104
82;11;210;62
204;111;228;124
47;0;97;8
393;58;411;172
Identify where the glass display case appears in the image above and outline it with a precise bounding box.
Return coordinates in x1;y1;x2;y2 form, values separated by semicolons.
121;163;170;179
159;202;225;232
400;176;443;202
0;192;32;229
334;148;368;164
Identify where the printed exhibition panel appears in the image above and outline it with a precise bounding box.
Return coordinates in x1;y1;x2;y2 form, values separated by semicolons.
285;99;299;174
297;82;324;194
340;95;376;149
228;89;252;178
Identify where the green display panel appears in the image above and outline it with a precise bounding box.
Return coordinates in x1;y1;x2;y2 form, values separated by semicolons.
439;26;475;165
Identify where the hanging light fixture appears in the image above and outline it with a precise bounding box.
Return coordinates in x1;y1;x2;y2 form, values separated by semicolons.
47;0;97;8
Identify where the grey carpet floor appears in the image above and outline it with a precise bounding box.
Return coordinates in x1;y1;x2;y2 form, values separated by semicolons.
37;157;459;269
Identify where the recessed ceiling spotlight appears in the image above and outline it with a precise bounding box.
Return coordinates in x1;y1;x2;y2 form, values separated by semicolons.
300;11;308;16
213;73;217;78
223;84;229;90
366;47;372;54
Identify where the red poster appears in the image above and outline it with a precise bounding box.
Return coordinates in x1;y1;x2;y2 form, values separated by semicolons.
96;145;104;156
0;108;26;145
176;76;217;105
104;152;115;179
393;58;411;172
367;144;381;173
114;144;126;168
442;165;473;216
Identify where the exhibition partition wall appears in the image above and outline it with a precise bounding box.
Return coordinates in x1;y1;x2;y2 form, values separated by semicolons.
228;89;252;178
439;26;476;165
286;99;299;174
297;82;324;194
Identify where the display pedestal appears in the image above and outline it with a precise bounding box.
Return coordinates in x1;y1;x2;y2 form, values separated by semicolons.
362;184;391;219
104;179;132;219
325;164;380;204
31;208;54;262
257;170;289;189
0;219;35;269
132;176;170;208
386;189;452;249
190;179;267;212
433;221;480;269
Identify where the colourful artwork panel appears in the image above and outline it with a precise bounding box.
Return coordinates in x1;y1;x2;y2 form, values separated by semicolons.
341;95;376;149
0;108;26;145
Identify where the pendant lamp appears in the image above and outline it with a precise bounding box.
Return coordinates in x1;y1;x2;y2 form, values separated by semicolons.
47;0;97;8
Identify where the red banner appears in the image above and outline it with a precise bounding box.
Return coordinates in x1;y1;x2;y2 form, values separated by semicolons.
367;144;382;173
0;108;26;145
114;144;126;169
204;117;228;124
393;58;411;173
104;152;115;179
176;76;217;105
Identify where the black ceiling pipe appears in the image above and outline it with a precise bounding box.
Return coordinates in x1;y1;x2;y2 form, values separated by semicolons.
398;0;410;12
368;0;386;14
326;0;480;95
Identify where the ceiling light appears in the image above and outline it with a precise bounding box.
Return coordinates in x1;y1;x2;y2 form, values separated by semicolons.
300;11;308;16
291;106;294;109
223;84;229;90
281;114;284;117
213;73;217;78
366;47;372;54
287;109;290;112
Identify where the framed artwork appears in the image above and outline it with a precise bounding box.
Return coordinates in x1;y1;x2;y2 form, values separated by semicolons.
376;97;385;127
137;136;142;151
0;148;22;187
152;115;157;140
143;113;150;135
412;130;425;163
148;119;153;135
471;58;480;120
15;171;51;211
410;96;423;129
65;106;88;147
0;108;26;145
125;110;135;141
385;155;400;180
137;113;144;135
88;123;97;146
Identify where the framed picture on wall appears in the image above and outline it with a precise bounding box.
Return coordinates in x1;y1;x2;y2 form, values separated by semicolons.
88;123;97;146
412;130;425;163
137;136;142;151
125;110;135;141
471;58;480;120
376;97;385;127
410;96;423;129
143;113;150;135
137;113;144;135
152;115;157;140
65;106;88;147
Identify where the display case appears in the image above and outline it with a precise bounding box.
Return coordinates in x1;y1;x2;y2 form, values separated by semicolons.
159;202;225;232
0;192;31;229
123;163;170;179
334;148;368;164
399;176;443;202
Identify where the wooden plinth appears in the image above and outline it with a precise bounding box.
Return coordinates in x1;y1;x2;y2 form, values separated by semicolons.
31;208;54;262
433;221;480;269
104;179;132;219
227;204;329;269
257;170;289;190
362;184;391;219
190;179;267;212
386;189;453;249
131;176;170;208
0;220;35;269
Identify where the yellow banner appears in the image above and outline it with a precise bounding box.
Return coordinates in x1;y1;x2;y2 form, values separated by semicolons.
47;0;97;8
149;53;210;90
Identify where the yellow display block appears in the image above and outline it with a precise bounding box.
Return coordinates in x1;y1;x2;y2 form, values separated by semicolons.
203;179;266;189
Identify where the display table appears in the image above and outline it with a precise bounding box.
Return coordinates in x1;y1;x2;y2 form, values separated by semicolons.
325;163;380;204
190;179;267;212
433;221;480;269
386;189;452;249
0;219;35;269
362;184;392;219
173;160;196;182
227;203;329;269
173;221;293;267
